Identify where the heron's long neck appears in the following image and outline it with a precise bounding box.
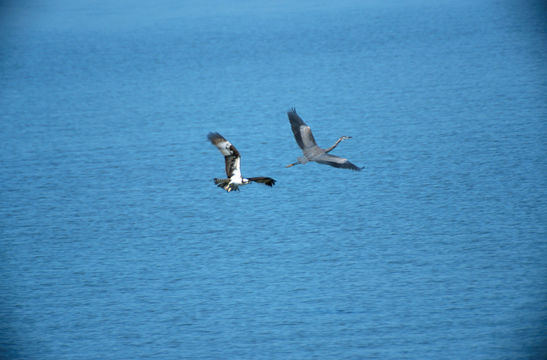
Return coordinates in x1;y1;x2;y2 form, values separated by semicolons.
324;137;344;153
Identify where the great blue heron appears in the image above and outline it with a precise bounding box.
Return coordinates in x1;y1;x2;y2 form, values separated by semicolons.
208;132;276;192
286;109;363;171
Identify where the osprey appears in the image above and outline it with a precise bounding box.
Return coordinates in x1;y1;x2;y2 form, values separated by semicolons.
207;132;276;192
286;108;363;171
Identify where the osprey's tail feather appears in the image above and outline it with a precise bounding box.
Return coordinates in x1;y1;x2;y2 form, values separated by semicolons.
213;178;239;192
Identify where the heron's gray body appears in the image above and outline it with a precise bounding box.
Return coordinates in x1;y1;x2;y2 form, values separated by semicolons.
287;109;362;171
297;156;309;165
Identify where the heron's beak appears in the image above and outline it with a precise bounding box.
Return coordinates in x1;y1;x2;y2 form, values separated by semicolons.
286;163;295;168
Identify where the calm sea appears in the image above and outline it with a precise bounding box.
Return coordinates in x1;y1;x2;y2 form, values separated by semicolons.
1;1;546;359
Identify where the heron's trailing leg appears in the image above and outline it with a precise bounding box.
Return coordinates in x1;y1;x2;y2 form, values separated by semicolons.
287;156;309;168
324;136;352;153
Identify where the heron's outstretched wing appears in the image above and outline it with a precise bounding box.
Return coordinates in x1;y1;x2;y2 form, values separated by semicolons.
207;132;242;178
248;177;276;187
288;108;318;150
314;152;362;171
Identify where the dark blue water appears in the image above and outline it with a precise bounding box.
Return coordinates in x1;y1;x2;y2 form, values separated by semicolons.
1;1;546;359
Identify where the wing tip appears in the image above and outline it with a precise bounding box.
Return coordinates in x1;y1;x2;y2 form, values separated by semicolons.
207;132;228;146
207;131;221;142
347;162;364;171
249;177;277;187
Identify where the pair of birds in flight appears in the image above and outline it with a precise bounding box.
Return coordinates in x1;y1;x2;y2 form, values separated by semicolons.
208;108;363;192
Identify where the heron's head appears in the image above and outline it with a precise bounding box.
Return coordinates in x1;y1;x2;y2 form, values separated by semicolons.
341;136;352;141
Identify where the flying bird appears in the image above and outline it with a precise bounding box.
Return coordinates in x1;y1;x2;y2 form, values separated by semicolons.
207;132;276;192
286;108;363;171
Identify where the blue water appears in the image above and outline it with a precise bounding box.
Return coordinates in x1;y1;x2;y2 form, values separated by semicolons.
1;1;546;359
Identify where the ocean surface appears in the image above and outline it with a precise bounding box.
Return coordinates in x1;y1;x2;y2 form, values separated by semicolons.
1;1;546;359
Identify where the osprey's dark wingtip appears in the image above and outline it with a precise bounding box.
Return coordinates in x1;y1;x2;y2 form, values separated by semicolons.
207;132;221;142
248;177;277;187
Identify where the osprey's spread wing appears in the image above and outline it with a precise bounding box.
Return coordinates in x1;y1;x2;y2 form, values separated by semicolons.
288;108;318;150
314;152;362;171
207;132;242;178
247;177;276;187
